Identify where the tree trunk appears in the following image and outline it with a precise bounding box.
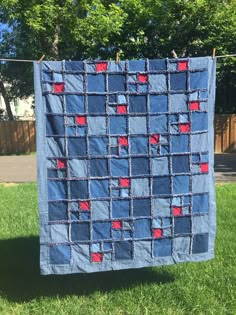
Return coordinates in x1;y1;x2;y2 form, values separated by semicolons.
52;24;60;59
0;80;14;120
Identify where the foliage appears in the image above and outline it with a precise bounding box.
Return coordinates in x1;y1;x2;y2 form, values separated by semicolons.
0;0;235;113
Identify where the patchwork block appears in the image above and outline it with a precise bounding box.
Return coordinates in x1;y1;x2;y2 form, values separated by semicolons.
36;57;216;275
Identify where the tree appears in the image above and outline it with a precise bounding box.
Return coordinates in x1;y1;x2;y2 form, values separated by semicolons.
0;0;235;115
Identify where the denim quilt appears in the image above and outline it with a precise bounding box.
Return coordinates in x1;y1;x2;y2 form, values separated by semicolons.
34;57;216;275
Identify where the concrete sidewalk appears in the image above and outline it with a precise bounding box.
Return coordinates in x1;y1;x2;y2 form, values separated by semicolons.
0;155;37;183
0;154;235;183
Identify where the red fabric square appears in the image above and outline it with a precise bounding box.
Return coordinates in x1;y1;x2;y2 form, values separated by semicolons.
112;221;122;229
173;207;182;216
53;83;65;93
153;229;163;239
180;123;190;133
117;105;127;114
120;178;130;187
189;101;200;111
57;159;66;168
91;253;103;262
150;134;159;144
80;201;90;211
76;116;87;125
96;62;108;72
138;74;148;83
178;61;188;71
119;136;128;146
201;163;209;173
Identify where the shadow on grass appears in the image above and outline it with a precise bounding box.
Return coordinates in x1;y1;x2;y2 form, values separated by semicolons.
0;237;175;302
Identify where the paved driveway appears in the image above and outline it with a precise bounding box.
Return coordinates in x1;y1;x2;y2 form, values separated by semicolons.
0;154;235;183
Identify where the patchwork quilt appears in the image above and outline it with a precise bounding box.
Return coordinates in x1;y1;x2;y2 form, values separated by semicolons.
34;57;216;275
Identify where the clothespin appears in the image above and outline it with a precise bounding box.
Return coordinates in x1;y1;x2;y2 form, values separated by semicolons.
212;48;216;59
37;54;45;64
171;50;178;58
115;52;120;64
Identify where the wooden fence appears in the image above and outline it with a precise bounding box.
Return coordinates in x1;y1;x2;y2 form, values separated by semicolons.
0;120;36;155
214;114;236;153
0;115;235;154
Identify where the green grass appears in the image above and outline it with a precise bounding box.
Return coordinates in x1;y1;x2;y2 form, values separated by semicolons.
0;183;235;315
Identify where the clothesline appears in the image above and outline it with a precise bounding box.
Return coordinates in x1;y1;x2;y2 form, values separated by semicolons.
0;53;236;63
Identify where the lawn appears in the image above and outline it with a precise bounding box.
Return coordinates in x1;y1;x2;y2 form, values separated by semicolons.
0;183;235;315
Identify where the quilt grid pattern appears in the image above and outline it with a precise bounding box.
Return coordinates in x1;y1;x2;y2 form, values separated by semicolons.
35;57;216;274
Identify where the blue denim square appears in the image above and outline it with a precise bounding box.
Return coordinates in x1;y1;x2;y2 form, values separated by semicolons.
112;200;130;218
88;74;105;92
70;180;88;199
129;95;147;113
103;242;113;251
89;137;108;156
149;74;167;92
108;61;126;72
90;159;108;177
131;157;149;175
87;117;106;135
93;222;111;240
193;193;209;213
150;95;168;113
173;175;190;194
117;95;127;104
192;234;209;254
191;112;208;131
42;71;52;81
130;136;148;154
65;61;84;71
47;169;57;179
129;117;147;134
68;159;87;178
90;180;109;198
66;95;85;113
66;126;76;136
50;245;70;264
172;155;190;173
115;241;132;259
53;73;63;82
128;84;137;92
150;114;168;133
154;239;172;257
88;95;106;113
171;135;189;153
68;138;87;157
139;84;148;93
48;181;67;200
110;158;129;176
46;115;64;136
170;94;187;112
129;60;146;71
170;73;187;91
71;222;90;241
174;217;191;234
49;201;68;221
46;94;63;113
47;137;65;157
149;59;166;70
134;219;152;238
190;71;208;89
113;230;122;239
151;157;169;175
133;198;151;217
153;176;171;195
65;74;83;92
108;74;126;92
109;116;127;135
